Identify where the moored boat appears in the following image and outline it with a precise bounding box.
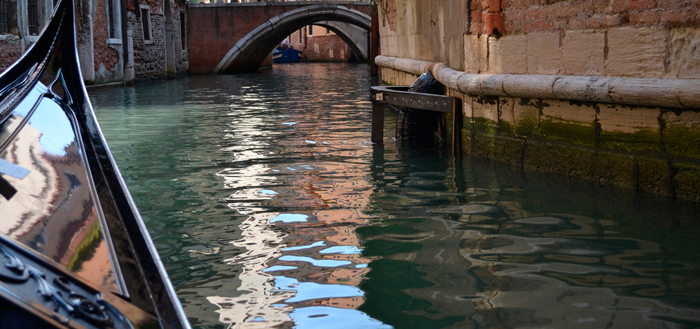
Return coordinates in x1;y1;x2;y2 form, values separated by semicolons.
0;0;190;328
272;47;302;64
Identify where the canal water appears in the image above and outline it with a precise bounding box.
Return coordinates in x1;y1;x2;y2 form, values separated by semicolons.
91;63;700;329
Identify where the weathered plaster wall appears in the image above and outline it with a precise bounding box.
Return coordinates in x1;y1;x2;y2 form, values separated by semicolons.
376;0;700;200
93;0;123;83
172;0;188;75
377;0;468;70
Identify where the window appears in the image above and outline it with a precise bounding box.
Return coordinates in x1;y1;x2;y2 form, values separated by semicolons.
298;28;302;43
140;5;151;42
107;0;116;38
0;0;9;34
180;12;186;50
27;0;38;35
307;25;312;36
326;28;329;35
106;0;122;42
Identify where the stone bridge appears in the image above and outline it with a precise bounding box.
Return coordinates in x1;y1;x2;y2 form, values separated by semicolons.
187;1;373;74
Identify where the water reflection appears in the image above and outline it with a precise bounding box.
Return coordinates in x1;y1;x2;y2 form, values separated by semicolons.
90;63;700;329
361;150;700;328
210;76;378;326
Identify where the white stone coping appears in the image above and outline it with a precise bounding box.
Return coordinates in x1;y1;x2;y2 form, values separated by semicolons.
375;55;700;109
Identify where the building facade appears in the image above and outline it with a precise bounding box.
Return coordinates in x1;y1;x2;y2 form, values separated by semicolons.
0;0;53;69
0;0;189;85
288;25;357;63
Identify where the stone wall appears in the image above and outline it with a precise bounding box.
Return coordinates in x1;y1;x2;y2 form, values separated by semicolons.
380;58;700;200
376;0;700;201
172;0;188;75
128;10;167;82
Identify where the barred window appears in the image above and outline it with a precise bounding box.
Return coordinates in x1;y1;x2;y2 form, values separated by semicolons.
28;0;38;35
0;0;9;34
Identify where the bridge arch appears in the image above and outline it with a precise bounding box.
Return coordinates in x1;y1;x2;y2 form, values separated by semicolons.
215;4;371;74
316;21;370;62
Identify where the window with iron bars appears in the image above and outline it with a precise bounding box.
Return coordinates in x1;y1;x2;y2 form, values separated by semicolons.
0;0;10;34
28;0;39;35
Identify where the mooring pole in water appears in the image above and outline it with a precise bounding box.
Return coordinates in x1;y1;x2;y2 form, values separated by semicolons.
452;100;462;157
370;6;380;76
371;91;384;144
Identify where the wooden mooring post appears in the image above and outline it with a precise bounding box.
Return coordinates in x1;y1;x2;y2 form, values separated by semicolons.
370;86;462;157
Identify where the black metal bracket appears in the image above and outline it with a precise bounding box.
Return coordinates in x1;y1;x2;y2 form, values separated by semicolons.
370;85;463;157
0;234;159;328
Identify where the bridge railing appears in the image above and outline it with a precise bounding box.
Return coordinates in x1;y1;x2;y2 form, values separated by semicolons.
192;0;372;4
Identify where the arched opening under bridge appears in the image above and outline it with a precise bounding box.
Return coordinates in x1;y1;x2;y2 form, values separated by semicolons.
187;2;374;74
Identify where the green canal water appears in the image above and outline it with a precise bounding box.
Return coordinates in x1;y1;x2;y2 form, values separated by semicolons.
92;63;700;329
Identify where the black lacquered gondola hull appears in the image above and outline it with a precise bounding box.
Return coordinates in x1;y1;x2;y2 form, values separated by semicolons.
0;0;190;328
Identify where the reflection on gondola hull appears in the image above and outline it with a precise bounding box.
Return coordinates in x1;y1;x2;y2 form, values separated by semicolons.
0;0;190;328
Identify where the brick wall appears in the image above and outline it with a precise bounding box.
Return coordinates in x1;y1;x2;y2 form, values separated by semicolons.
187;5;266;74
463;0;700;78
306;35;352;62
379;0;700;79
288;27;355;62
469;0;700;35
0;37;22;71
187;3;373;74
